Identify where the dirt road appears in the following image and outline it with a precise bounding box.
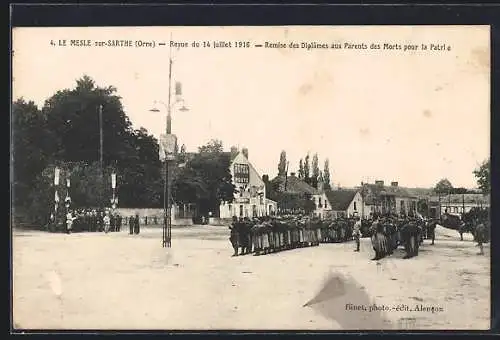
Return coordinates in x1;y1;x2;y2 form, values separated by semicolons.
12;225;490;330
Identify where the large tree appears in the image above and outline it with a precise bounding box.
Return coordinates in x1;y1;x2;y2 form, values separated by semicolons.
304;153;310;184
278;150;287;177
173;140;235;217
12;98;57;210
13;75;165;224
434;178;453;195
298;159;305;179
323;158;332;190
473;158;490;194
311;153;320;189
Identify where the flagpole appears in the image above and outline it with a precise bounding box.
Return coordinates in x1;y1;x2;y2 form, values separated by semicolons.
99;104;104;212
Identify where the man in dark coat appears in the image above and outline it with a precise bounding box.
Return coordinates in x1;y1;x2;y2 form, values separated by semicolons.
229;216;239;256
129;215;134;235
134;214;140;234
116;214;122;232
475;221;488;255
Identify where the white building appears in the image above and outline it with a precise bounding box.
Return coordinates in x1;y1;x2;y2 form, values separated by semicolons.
325;189;363;219
219;150;268;219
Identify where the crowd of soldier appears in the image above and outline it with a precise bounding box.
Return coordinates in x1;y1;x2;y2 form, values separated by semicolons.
229;215;358;256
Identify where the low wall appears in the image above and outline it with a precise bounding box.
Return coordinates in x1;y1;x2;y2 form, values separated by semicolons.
208;217;232;226
116;208;193;226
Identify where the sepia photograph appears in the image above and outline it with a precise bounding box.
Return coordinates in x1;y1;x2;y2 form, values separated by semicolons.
11;25;490;331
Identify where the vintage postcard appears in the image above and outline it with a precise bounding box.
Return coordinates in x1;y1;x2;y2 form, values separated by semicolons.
11;26;490;331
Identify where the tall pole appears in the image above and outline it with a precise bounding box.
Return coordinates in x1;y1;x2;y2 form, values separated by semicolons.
99;104;104;212
163;33;173;248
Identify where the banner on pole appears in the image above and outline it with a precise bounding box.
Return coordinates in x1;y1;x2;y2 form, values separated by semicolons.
160;134;177;161
111;173;116;189
175;82;182;96
55;191;60;202
66;178;71;188
54;167;60;186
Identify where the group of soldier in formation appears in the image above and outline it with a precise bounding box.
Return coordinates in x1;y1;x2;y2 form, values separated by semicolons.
228;211;490;259
48;209;142;235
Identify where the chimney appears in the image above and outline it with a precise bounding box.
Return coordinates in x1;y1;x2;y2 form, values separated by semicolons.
242;147;249;159
230;146;239;159
262;174;269;183
375;180;384;187
391;181;398;187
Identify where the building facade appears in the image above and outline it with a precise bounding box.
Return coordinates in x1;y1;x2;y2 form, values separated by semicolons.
434;193;490;217
360;180;418;217
219;151;268;219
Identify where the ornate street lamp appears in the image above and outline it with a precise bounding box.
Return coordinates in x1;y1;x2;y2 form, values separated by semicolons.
149;40;189;248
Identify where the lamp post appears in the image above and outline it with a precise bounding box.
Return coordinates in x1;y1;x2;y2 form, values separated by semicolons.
149;41;189;248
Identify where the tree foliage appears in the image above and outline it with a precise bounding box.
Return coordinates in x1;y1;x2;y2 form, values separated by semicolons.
12;75;164;223
278;150;287;177
434;178;453;194
473;158;490;194
311;153;320;189
173;140;235;217
323;158;332;191
304;153;310;183
298;159;304;179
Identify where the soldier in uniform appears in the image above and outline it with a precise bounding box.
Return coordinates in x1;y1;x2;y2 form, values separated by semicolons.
129;214;134;235
475;220;488;255
133;214;140;234
229;216;240;256
116;214;122;232
353;217;362;252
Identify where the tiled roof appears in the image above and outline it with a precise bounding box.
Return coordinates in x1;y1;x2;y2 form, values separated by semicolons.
325;190;357;211
270;175;319;195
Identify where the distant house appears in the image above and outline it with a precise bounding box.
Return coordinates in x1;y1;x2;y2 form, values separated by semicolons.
431;193;490;217
360;180;418;217
325;189;363;219
270;173;330;218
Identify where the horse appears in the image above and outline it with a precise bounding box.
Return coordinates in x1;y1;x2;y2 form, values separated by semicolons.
399;222;421;259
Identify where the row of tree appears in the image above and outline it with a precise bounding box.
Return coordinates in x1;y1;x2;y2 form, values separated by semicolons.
277;151;332;190
12;76;235;224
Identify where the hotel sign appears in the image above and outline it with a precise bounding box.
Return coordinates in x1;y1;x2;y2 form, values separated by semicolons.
235;198;250;204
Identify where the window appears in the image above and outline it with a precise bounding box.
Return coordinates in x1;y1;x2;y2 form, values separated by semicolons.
234;163;250;184
239;205;243;217
252;205;257;217
353;202;357;211
228;205;232;214
260;196;264;205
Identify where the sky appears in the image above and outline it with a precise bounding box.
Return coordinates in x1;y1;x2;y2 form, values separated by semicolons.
12;26;490;189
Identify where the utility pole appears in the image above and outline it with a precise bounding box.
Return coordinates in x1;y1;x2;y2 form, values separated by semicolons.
99;104;104;212
164;34;174;248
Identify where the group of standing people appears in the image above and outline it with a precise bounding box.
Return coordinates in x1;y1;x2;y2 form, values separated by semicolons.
128;214;141;235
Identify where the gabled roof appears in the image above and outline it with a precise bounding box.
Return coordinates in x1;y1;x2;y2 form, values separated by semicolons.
325;189;358;211
270;175;319;195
